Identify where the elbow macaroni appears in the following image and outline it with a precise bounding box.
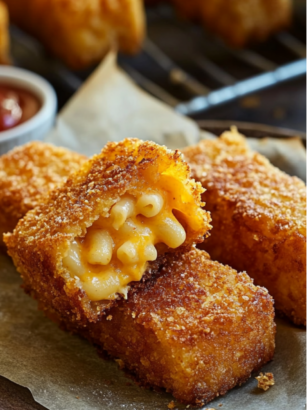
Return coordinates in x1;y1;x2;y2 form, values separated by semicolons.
86;230;113;266
63;240;85;277
117;240;139;265
136;194;164;218
63;191;187;301
111;196;135;230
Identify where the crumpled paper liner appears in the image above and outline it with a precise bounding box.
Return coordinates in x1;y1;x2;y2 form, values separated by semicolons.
45;52;200;155
1;51;306;409
0;253;305;410
248;137;306;182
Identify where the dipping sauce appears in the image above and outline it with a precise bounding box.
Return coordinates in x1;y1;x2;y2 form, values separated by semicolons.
0;85;40;132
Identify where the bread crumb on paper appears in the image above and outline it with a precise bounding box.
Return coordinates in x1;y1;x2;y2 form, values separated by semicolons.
115;359;125;369
256;372;275;391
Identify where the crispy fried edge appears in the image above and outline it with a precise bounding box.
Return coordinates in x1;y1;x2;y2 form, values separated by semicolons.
5;139;211;323
182;129;306;326
0;141;87;248
28;249;276;406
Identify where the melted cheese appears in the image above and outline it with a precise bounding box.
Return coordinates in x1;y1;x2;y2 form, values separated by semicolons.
63;188;187;301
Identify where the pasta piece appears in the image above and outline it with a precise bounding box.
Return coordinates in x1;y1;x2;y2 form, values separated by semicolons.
5;139;211;322
182;128;306;326
117;240;139;265
21;249;276;406
144;243;157;260
63;240;85;277
85;230;114;266
136;193;164;218
0;142;87;249
111;195;135;230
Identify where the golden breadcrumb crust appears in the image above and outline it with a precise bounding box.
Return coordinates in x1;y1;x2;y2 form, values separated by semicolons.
0;141;86;247
3;0;145;69
5;138;211;324
31;249;276;406
172;0;291;47
182;129;306;326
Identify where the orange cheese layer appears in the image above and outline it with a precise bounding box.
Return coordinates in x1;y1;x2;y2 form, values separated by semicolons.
63;187;187;301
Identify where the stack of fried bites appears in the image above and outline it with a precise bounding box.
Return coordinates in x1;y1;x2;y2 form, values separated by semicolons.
2;138;277;406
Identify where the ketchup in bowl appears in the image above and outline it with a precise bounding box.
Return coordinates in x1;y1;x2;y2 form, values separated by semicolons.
0;85;40;132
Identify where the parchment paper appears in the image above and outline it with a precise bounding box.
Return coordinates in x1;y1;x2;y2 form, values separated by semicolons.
0;253;305;410
1;51;306;410
45;52;200;155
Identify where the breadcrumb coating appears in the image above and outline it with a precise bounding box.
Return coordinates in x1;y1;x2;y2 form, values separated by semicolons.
37;249;276;406
0;141;86;248
182;129;306;326
5;138;211;324
256;372;275;391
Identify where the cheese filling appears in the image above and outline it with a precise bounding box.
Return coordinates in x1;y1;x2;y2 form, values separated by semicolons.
63;188;189;302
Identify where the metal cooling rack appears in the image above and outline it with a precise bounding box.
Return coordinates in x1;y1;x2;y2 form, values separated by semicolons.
10;2;306;117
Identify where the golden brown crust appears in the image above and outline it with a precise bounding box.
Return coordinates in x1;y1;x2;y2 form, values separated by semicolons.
5;139;211;323
33;249;276;406
182;129;306;326
172;0;291;47
3;0;145;69
0;141;86;247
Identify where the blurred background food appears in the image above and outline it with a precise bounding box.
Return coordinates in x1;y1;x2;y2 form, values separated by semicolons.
0;0;305;130
150;0;292;47
0;1;10;64
2;0;145;69
2;0;293;69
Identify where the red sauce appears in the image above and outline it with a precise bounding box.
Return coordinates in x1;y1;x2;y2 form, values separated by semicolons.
0;85;41;132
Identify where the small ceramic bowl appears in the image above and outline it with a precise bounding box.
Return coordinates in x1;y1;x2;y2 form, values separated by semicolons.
0;66;57;155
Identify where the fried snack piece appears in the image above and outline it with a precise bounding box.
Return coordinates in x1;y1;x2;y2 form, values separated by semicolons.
3;0;144;69
17;248;276;406
182;129;306;326
0;0;10;64
0;141;87;248
5;139;211;323
172;0;292;47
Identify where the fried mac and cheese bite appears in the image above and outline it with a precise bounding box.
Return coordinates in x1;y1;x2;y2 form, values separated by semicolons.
0;141;86;248
30;249;276;406
0;0;10;64
3;0;144;69
183;129;306;326
5;139;211;323
170;0;291;47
